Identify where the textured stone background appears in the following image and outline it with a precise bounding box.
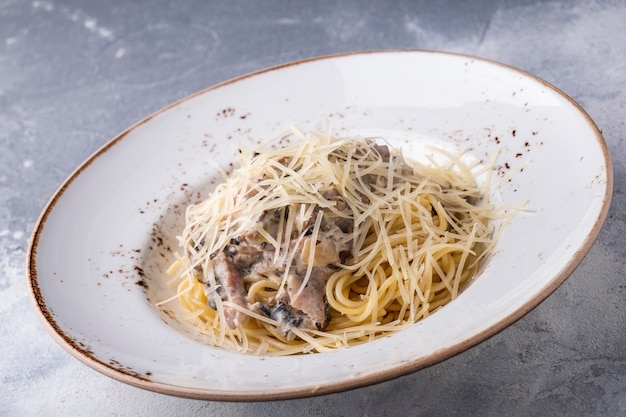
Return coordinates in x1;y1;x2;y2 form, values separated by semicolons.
1;0;625;415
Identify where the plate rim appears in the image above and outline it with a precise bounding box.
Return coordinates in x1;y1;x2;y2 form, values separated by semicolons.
25;49;614;401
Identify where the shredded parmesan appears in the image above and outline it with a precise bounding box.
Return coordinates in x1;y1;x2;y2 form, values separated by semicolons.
163;126;522;355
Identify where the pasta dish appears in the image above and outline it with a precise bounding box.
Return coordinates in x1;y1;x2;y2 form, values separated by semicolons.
164;127;513;355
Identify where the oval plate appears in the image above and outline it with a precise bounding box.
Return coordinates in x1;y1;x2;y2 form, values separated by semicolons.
27;51;612;401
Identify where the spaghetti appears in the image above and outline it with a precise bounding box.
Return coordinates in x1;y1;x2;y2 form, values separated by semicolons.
164;127;513;355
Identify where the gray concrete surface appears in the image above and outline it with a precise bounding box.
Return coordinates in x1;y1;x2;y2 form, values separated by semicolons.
1;0;625;415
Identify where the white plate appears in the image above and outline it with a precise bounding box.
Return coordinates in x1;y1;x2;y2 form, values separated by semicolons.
27;50;612;400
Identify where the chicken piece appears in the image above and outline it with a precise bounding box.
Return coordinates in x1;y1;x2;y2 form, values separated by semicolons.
299;237;340;266
284;272;330;331
212;252;249;328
